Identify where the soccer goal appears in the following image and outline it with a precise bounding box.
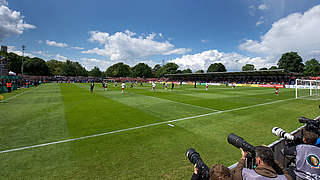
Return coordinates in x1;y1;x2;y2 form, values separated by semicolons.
295;79;320;100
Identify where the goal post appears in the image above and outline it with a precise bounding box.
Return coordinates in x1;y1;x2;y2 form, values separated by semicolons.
295;79;320;99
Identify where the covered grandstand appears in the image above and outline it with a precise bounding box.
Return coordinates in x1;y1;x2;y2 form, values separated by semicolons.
165;69;301;86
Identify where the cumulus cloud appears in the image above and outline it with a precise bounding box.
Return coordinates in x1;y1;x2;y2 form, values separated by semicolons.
201;40;208;43
7;46;34;57
83;30;191;63
32;50;51;58
170;49;272;72
46;40;68;48
239;5;320;60
0;0;8;6
55;54;68;61
249;5;256;16
256;16;264;26
258;4;268;10
79;58;114;71
0;4;36;40
71;46;84;50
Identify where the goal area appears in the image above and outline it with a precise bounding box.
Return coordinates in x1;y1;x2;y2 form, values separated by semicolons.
295;79;320;100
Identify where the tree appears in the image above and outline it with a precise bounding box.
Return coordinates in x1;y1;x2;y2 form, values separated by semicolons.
182;69;192;73
47;59;63;75
304;58;320;76
277;52;304;73
155;63;179;77
89;66;103;78
61;60;88;77
132;63;152;78
269;66;278;70
242;64;255;71
106;62;131;77
259;67;268;70
5;52;22;74
23;57;50;75
152;64;161;77
207;63;227;72
195;70;204;73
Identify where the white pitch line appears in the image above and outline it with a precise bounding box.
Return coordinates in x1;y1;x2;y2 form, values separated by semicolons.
0;97;298;154
0;88;33;103
130;92;219;112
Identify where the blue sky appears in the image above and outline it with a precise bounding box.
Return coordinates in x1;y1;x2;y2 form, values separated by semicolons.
1;0;320;71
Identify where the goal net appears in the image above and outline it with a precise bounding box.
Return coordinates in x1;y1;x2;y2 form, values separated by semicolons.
295;79;320;100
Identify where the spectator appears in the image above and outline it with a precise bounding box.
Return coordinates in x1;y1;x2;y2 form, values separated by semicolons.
283;131;320;179
233;146;292;180
192;164;233;180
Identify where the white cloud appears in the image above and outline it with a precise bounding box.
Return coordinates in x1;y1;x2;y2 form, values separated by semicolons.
239;5;320;60
55;54;68;61
258;4;269;10
249;5;256;16
71;46;84;50
0;4;36;40
170;49;272;72
0;0;8;6
256;16;264;26
79;58;114;71
32;50;51;58
83;30;191;64
46;40;68;48
7;46;34;57
201;40;208;43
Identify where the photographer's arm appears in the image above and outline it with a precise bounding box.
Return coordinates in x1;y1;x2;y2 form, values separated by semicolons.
191;164;201;180
232;148;247;180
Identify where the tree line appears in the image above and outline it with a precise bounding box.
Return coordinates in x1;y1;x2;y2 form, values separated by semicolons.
0;51;319;77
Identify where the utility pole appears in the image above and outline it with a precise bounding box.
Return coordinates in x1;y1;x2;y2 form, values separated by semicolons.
21;45;25;76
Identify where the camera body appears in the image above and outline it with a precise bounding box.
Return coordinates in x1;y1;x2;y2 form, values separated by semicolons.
186;148;210;180
227;133;256;169
299;116;320;136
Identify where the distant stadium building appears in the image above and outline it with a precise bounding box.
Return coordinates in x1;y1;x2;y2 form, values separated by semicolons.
165;69;301;87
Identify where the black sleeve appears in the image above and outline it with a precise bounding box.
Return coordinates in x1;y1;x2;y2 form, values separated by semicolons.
191;173;201;180
283;146;296;156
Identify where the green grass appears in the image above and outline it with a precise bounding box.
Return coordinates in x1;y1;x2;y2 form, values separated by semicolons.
0;83;318;179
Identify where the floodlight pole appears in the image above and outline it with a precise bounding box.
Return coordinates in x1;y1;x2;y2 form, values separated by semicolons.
21;45;25;76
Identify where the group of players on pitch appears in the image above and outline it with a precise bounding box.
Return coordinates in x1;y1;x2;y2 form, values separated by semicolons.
89;81;281;96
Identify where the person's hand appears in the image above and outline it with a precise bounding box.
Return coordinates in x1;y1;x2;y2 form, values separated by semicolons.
194;164;199;174
240;148;248;159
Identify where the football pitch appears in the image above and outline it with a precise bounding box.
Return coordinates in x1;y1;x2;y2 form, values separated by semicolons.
0;83;318;179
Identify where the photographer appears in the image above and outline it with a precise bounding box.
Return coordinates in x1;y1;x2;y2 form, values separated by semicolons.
283;131;320;179
192;164;233;180
233;146;292;180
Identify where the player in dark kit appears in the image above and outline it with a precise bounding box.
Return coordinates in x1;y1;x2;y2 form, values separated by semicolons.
90;82;94;93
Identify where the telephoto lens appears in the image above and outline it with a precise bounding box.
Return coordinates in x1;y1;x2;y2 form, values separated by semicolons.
186;148;210;180
227;133;255;154
272;127;295;141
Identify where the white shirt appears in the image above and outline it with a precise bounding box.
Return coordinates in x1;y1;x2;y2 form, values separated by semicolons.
152;82;156;87
121;83;125;88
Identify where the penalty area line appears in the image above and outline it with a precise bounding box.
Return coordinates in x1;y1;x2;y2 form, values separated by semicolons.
0;97;296;154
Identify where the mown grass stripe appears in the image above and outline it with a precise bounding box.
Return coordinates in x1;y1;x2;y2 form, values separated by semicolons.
0;96;297;154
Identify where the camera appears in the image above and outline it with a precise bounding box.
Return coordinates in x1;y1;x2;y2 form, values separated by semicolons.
272;127;303;147
186;148;210;180
272;127;295;141
299;116;320;135
227;133;256;168
227;133;255;154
